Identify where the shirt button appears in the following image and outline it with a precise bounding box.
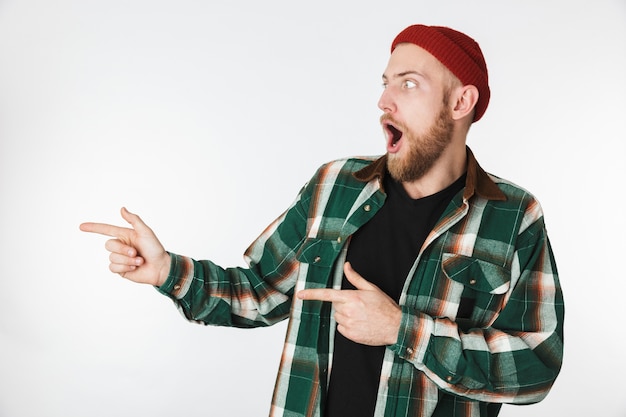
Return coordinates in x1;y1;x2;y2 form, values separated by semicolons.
314;256;321;263
406;347;414;356
446;376;453;382
174;284;181;291
469;279;476;285
336;236;342;244
364;204;371;212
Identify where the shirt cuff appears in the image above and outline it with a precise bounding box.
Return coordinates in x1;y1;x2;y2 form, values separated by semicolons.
389;305;434;364
156;252;194;300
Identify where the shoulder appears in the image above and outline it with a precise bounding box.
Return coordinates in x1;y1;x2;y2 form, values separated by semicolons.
486;173;547;231
296;156;383;207
309;156;382;184
488;173;541;206
319;155;381;173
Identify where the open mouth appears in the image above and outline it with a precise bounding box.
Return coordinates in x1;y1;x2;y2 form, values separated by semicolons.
384;122;403;148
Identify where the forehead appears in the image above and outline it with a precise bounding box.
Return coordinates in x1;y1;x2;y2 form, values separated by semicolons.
383;43;448;81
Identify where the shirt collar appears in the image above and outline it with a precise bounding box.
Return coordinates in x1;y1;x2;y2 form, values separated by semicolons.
353;147;507;201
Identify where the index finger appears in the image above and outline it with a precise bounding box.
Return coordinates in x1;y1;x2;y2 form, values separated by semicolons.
79;222;130;238
297;288;346;303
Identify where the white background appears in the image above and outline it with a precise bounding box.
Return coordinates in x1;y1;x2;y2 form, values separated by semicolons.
1;1;625;416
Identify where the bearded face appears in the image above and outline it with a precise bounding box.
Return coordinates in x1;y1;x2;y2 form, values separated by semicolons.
382;103;455;183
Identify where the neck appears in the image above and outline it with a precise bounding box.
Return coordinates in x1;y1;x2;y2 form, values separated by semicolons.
401;142;467;199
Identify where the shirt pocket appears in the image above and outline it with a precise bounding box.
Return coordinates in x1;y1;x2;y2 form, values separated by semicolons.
295;237;342;284
441;253;511;329
295;238;341;335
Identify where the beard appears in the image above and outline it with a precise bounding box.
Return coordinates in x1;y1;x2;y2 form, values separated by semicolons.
384;106;455;183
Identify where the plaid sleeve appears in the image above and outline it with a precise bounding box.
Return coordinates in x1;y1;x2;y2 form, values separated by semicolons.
390;208;564;404
156;178;316;328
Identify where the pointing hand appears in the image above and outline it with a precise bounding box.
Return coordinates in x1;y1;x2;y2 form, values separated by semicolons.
80;207;171;287
297;262;401;346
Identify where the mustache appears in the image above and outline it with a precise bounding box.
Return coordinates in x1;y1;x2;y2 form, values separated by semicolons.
379;113;407;131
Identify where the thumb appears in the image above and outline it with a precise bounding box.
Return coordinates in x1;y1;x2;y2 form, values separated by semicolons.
343;262;377;291
120;207;148;231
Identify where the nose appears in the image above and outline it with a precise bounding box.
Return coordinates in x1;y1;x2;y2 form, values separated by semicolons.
378;87;396;113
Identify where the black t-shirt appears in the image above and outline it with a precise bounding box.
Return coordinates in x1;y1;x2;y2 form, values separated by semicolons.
324;172;466;417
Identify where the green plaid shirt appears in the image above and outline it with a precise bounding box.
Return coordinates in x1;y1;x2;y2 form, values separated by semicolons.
158;148;564;417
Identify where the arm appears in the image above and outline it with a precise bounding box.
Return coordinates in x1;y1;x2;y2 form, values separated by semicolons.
81;177;317;328
390;217;564;404
156;187;311;328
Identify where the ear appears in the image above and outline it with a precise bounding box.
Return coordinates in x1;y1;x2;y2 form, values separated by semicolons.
450;85;479;121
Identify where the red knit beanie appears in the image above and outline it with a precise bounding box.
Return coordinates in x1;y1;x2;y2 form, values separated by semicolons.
391;24;490;122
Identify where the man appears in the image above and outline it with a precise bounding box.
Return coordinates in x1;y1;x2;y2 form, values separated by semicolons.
80;24;564;417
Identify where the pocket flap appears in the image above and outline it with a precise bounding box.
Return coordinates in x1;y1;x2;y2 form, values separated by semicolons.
296;238;340;268
442;253;510;294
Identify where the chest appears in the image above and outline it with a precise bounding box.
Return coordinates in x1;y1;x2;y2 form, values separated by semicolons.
344;180;459;302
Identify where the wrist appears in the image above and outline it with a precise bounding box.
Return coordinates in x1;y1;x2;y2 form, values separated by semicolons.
156;252;171;287
386;305;402;345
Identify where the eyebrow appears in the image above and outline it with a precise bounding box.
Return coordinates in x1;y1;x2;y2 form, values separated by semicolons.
382;70;428;81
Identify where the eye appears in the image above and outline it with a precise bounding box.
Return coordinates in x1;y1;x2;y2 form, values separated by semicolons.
402;80;417;89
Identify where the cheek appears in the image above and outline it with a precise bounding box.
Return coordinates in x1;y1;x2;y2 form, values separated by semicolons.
403;115;430;138
409;104;444;133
